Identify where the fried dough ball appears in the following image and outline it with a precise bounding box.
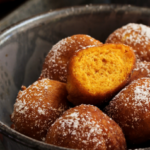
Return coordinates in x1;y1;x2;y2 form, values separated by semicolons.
40;34;102;83
106;23;150;62
11;78;69;141
105;78;150;146
45;104;127;150
129;62;150;83
67;44;136;107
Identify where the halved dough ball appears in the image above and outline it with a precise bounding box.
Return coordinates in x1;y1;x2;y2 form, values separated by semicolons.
105;78;150;146
46;104;126;150
67;44;136;107
106;23;150;62
11;78;69;141
40;34;102;82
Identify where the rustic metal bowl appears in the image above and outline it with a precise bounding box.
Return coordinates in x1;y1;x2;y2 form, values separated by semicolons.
0;4;150;150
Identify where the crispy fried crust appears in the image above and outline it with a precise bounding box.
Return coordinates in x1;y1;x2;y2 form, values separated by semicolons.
40;34;102;83
106;23;150;62
11;78;69;141
129;62;150;83
105;78;150;146
46;104;127;150
66;43;136;107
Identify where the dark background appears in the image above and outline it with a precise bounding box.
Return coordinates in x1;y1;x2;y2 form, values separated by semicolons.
0;0;27;20
1;0;150;20
1;0;150;28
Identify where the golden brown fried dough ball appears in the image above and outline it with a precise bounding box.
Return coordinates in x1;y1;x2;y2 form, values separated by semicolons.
40;34;102;83
129;62;150;83
45;104;127;150
11;78;69;141
105;78;150;146
106;23;150;62
67;44;136;107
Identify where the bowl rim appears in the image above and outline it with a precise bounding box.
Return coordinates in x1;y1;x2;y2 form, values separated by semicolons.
0;4;150;150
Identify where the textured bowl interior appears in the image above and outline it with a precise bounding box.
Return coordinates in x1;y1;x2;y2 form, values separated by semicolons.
0;4;150;150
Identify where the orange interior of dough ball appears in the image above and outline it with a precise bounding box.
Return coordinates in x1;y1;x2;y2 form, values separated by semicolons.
70;44;135;95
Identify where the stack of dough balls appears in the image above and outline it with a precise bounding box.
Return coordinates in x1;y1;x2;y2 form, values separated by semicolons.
11;32;141;149
46;104;127;150
105;78;150;146
11;78;69;141
67;43;136;106
40;34;102;83
106;23;150;62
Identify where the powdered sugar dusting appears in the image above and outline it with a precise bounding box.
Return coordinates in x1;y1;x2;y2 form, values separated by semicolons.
105;78;150;131
14;79;53;115
11;78;69;141
134;83;150;106
47;105;126;150
106;23;150;62
40;35;101;82
38;107;46;115
133;62;150;75
130;62;150;83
